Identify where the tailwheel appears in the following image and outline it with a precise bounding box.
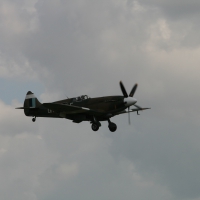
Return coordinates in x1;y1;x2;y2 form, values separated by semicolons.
91;123;99;131
108;122;117;132
32;117;36;122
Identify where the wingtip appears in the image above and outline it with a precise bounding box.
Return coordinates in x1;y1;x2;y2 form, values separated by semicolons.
142;108;151;110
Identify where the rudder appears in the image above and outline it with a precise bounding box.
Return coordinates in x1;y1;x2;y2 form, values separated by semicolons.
24;91;41;108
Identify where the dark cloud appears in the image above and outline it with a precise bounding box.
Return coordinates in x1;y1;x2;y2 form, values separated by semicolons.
138;0;200;19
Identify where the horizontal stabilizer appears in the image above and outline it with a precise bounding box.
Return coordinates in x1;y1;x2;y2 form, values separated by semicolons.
15;107;39;110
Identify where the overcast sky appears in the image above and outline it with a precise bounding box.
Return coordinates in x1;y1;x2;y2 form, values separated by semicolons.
1;0;200;199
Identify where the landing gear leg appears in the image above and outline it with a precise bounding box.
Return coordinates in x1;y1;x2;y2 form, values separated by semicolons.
32;117;36;122
108;119;117;132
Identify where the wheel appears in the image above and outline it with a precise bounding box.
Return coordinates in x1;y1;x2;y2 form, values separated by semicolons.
32;118;36;122
108;123;117;132
91;123;99;131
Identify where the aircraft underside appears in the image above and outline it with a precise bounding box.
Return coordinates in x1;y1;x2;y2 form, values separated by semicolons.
67;113;117;132
29;112;119;132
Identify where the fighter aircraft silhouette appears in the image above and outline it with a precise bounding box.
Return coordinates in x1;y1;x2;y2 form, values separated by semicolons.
16;81;150;132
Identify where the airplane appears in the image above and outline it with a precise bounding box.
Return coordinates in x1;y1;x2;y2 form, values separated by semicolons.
16;81;150;132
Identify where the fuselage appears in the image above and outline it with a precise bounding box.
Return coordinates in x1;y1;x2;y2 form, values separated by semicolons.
24;95;137;122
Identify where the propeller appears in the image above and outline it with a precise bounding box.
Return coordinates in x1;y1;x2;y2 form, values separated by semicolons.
128;107;131;125
129;84;138;97
120;81;138;98
119;81;128;98
119;81;138;125
134;104;142;109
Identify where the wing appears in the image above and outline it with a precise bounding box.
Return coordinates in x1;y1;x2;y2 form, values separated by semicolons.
115;107;150;116
43;103;105;116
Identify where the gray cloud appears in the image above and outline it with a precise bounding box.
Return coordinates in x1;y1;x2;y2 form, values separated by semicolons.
110;116;200;199
0;0;200;200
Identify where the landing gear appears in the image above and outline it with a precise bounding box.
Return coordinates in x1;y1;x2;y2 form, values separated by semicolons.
91;123;99;131
90;117;117;132
108;119;117;132
108;123;117;132
91;116;101;131
32;117;36;122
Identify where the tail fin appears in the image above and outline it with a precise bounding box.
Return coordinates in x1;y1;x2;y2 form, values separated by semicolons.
23;91;41;108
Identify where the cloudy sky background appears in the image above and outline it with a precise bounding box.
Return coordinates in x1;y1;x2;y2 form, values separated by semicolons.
1;0;200;199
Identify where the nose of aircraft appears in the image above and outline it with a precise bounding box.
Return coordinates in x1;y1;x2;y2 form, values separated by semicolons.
124;97;137;106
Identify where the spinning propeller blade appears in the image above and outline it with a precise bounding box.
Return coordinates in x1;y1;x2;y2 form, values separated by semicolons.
119;81;128;98
129;84;138;97
128;107;131;125
134;104;142;109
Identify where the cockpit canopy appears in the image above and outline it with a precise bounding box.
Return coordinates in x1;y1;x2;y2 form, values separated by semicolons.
73;95;89;102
